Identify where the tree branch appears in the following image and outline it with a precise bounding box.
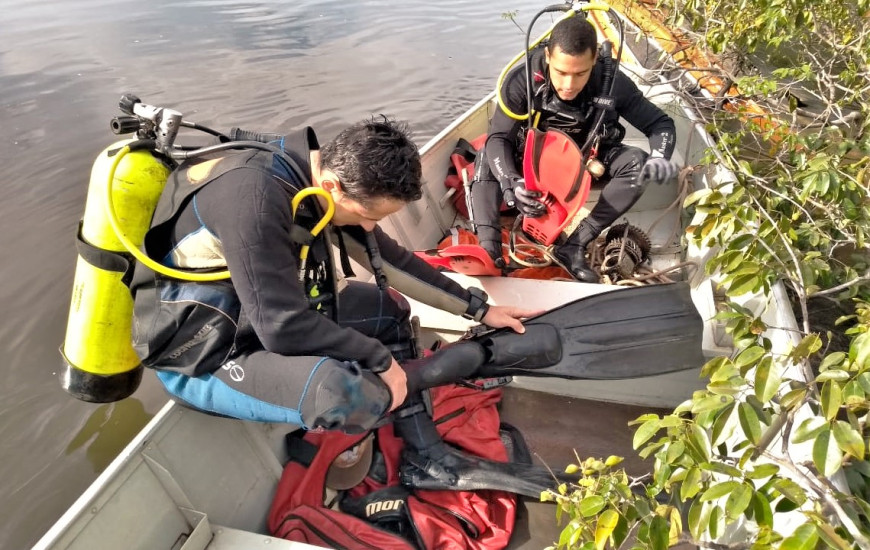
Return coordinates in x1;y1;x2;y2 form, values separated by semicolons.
761;451;870;550
811;273;870;298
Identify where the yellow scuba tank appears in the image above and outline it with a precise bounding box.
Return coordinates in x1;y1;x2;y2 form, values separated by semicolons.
61;139;171;402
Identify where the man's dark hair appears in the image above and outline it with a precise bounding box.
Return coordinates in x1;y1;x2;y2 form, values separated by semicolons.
321;116;423;205
547;15;597;57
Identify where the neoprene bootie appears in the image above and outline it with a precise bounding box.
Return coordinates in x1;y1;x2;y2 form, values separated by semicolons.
468;177;505;268
392;394;562;499
553;220;600;283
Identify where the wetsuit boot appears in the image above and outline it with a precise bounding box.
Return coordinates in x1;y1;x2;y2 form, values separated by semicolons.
469;172;505;269
553;219;601;283
392;393;563;498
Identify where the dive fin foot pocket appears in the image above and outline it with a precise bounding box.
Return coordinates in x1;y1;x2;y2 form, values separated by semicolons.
472;282;705;380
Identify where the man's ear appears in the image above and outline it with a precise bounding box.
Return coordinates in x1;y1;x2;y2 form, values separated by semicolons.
317;169;341;192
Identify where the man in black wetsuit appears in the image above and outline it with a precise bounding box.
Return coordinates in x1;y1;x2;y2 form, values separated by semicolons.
470;15;679;281
131;118;538;433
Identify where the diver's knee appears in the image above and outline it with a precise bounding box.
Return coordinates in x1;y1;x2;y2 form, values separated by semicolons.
298;359;391;434
612;148;648;181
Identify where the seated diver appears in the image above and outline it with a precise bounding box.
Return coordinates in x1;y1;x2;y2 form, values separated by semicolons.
470;15;680;281
131;116;540;434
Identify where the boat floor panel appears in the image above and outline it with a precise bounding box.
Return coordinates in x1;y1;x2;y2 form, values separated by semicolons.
497;386;668;550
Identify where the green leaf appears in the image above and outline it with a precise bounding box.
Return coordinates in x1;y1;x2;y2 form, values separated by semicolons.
774;478;807;506
633;419;661;449
746;463;779;479
684;188;713;207
594;509;618;550
612;513;629;548
792;334;822;359
558;519;577;547
629;413;660;426
832;420;865;459
681;467;702;500
666;440;686;463
852;332;870;369
779;387;807;410
735;345;766;372
687;424;711;462
812;427;843;476
792;416;828;444
843;380;865;402
700;480;740;501
816;370;851;383
687;499;710;540
751;491;773;527
815;521;853;550
711;403;737;447
648;515;668;550
738;402;762;444
692;394;733;414
775;497;800;513
779;522;819;550
709;506;723;539
819;351;847;371
857;372;870;394
754;356;781;402
579;495;607;517
724;483;753;520
701;461;743;477
821;381;843;421
729;273;762;296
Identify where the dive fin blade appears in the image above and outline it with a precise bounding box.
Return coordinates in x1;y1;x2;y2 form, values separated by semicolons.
473;282;705;380
400;444;567;499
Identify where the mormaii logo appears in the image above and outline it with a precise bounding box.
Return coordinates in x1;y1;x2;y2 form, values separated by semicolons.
365;499;404;517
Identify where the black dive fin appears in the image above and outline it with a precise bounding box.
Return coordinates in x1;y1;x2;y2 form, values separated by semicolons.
473;282;705;380
399;442;570;499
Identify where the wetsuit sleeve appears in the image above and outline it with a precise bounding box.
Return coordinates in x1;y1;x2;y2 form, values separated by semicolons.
196;170;393;372
485;66;528;188
613;72;677;160
339;225;483;317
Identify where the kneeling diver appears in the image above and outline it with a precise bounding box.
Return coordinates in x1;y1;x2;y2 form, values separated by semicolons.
131;117;539;433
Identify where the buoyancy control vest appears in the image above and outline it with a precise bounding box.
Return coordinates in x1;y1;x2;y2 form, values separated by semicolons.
131;141;339;377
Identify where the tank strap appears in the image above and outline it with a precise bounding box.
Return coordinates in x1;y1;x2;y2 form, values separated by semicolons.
75;221;136;287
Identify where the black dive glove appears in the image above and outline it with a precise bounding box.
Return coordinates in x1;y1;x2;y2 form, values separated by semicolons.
507;178;546;218
639;157;679;185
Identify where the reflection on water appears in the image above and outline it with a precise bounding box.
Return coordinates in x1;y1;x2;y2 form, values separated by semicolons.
64;399;152;473
0;0;546;547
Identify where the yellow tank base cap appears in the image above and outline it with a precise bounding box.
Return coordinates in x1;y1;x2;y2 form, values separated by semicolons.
60;350;143;403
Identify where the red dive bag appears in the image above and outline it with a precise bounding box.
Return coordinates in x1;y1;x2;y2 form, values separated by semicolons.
267;384;517;550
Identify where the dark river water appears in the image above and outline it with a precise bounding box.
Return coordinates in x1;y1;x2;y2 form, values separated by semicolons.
0;1;545;547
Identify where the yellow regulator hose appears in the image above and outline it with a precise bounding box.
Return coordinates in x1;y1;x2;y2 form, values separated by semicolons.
291;187;335;282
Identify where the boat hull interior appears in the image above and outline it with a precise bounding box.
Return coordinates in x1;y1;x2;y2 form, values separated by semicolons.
36;53;752;550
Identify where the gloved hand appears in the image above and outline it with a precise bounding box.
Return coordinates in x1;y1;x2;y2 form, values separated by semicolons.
640;157;679;185
508;178;546;218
